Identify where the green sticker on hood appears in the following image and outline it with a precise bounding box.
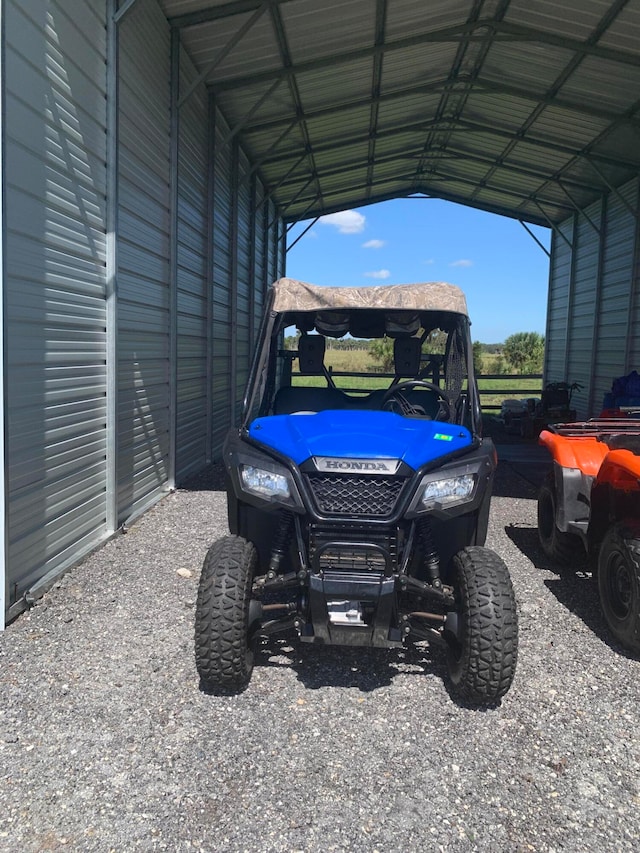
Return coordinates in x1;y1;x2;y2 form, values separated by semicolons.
433;433;454;441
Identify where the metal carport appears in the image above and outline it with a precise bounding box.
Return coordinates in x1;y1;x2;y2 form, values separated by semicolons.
1;0;639;626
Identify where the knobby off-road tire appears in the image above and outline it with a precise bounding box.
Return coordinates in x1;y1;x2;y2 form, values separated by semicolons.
597;523;640;655
195;535;258;692
537;472;582;566
446;547;518;706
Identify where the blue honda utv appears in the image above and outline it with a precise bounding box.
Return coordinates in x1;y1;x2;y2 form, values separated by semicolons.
195;278;518;705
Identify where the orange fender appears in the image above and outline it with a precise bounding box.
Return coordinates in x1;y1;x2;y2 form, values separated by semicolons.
595;449;640;492
538;430;609;476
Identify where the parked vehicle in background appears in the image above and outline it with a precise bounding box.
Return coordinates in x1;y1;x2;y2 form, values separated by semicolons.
519;382;582;438
537;420;640;653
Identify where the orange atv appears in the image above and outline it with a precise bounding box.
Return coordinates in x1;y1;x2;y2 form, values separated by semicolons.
537;420;640;654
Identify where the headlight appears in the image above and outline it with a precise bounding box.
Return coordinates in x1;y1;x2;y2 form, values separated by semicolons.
240;465;291;499
422;474;475;507
415;472;476;512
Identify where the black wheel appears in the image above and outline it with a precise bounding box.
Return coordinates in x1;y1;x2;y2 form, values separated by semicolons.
195;535;258;692
445;547;518;706
537;472;582;566
597;524;640;654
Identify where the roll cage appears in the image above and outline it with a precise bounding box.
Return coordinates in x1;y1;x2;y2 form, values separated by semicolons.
242;278;482;434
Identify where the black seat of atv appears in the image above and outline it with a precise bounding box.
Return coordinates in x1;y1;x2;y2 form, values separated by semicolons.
273;386;347;414
600;433;640;455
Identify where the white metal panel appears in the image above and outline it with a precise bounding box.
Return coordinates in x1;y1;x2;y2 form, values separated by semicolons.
3;0;109;613
117;0;172;521
176;45;209;480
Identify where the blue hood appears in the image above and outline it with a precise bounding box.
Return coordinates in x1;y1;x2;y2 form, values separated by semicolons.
248;410;472;471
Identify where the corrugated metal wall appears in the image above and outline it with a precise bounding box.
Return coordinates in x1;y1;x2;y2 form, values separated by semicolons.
621;182;640;373
176;46;209;480
546;176;640;419
117;0;172;521
210;103;234;453
3;0;109;607
1;0;284;623
593;182;638;410
565;199;602;406
236;148;253;416
544;220;573;382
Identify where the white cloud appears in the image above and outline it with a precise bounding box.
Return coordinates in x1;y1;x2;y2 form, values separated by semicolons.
362;239;385;249
424;258;435;265
364;269;391;280
319;210;366;234
450;259;473;267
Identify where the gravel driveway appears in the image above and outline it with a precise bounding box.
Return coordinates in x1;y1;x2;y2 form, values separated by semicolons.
1;446;639;852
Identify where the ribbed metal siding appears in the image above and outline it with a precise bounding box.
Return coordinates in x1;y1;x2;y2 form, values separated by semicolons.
117;0;171;520
593;179;638;411
566;200;601;418
3;0;109;605
211;105;234;454
253;177;267;340
624;179;640;371
176;46;208;480
236;147;252;413
544;219;573;383
266;198;281;285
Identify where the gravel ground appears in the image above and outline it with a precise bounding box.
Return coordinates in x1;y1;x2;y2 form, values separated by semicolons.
1;442;639;853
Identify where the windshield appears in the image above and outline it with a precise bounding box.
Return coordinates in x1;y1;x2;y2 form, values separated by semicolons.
243;304;480;434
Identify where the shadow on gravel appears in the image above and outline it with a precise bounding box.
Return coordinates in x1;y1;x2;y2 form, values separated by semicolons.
253;637;504;709
504;523;636;657
178;462;227;492
482;415;552;500
255;637;444;692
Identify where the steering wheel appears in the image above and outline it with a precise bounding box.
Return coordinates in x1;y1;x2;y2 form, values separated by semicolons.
381;379;452;421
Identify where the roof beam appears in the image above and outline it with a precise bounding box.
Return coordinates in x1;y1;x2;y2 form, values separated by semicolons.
365;0;388;199
287;169;572;221
283;179;553;228
267;0;323;208
168;0;293;29
209;15;640;93
490;18;640;68
416;0;511;187
177;3;267;108
239;74;637;140
258;114;640;172
274;144;603;196
468;0;632;205
210;21;495;91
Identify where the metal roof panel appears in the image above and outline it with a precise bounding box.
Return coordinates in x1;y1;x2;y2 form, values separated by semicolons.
164;0;639;226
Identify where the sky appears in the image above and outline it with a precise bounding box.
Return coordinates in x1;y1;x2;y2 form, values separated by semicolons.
286;198;551;344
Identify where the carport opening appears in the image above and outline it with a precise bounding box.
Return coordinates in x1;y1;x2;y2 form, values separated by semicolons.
286;197;551;383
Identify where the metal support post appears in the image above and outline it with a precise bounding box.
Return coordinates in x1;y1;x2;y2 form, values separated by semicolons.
106;0;120;532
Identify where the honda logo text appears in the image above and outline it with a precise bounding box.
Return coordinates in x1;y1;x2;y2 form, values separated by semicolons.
314;457;401;474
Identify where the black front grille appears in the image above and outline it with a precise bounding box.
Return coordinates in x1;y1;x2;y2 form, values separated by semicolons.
309;524;398;574
306;473;405;517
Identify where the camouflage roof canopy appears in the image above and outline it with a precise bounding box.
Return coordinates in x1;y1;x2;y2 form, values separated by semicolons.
270;278;469;317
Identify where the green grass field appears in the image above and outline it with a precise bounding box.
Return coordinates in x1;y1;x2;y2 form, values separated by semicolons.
290;346;542;406
292;349;542;411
